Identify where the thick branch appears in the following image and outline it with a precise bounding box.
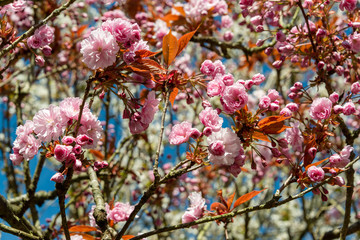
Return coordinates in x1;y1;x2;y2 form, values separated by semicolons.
0;223;40;240
322;220;360;240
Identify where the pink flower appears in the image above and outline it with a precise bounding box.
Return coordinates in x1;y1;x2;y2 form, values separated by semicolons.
222;74;234;86
310;97;332;120
339;0;357;12
342;101;356;115
340;145;353;159
50;173;65;183
129;91;160;134
349;32;360;53
207;128;242;166
78;111;103;148
107;202;134;223
259;96;271;109
33;105;67;142
199;107;223;132
80;28;119;70
207;76;225;97
212;60;226;77
267;89;279;101
285;121;303;152
280;108;292;117
239;0;254;8
102;18;141;48
169;121;193;145
351;82;360;94
220;82;248;114
221;15;233;28
27;35;42;49
329;154;349;168
285;103;299;112
182;192;206;224
62;136;76;145
76;134;94;146
123;39;149;64
250;16;262;26
200;60;215;75
54;145;73;162
35;55;45;67
59;97;90;121
70;235;84;240
34;25;55;47
252;73;265;85
41;45;52;56
307;166;325;182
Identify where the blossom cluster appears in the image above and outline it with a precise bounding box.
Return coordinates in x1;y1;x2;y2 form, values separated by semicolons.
181;192;206;225
10;97;103;181
80;17;148;69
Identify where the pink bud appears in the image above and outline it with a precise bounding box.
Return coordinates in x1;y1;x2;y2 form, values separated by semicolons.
256;39;264;47
280;108;292;117
50;173;64;183
190;128;201;139
276;31;286;42
329;92;339;103
41;45;52;56
272;60;283;69
333;105;343;114
74;159;82;171
76;134;93;146
308;147;317;158
267;89;279;101
73;144;82;154
62;136;75;145
244;80;254;89
269;103;279;111
203;127;212;137
351;82;360;94
342;101;356;115
54;145;73;162
35;55;45;67
252;73;265;85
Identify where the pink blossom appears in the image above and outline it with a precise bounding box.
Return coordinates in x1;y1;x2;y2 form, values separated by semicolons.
34;25;55;47
107;202;134;223
276;31;286;42
54;145;73;162
351;82;360;94
220;82;248;114
41;45;52;56
62;136;76;145
76;134;93;146
129;92;160;134
207;128;242;166
102;18;141;48
27;36;42;49
212;60;226;77
307;166;325;182
221;15;233;28
239;0;254;8
207;76;225;97
169;122;193;145
342;101;356;115
199;107;223;132
339;0;357;12
123;40;149;64
182;192;206;224
59;97;90;121
252;73;265;85
250;16;262;26
309;97;332;120
267;89;279;101
78;111;103;148
223;31;234;41
227;149;246;177
259;96;271;109
33;105;67;142
349;32;360;53
80;28;120;70
70;235;84;240
269;103;280;112
285;121;303;152
35;56;45;67
200;60;215;75
50;173;65;183
286;103;299;112
280;108;292;117
329;153;349;168
222;74;234;86
329;92;339;103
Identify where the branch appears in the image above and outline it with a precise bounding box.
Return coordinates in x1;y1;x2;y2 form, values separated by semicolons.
0;223;40;240
129;157;360;240
0;0;78;58
321;220;360;240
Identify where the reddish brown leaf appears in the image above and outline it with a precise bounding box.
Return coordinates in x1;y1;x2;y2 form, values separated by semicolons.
226;192;236;210
70;233;95;240
176;25;200;57
77;25;88;36
162;30;179;66
135;49;160;58
69;225;97;232
240;167;249;173
89;150;104;160
161;14;181;24
169;87;179;106
252;131;270;142
139;59;164;70
210;202;228;214
122;235;136;240
258;115;290;134
173;6;186;16
232;189;267;210
305;158;328;171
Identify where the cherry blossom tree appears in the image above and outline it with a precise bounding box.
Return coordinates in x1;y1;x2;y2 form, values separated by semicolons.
0;0;360;240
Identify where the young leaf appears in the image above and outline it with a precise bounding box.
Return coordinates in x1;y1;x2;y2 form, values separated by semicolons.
232;189;267;210
173;6;186;16
162;30;179;66
210;202;228;214
176;25;200;57
226;191;236;210
122;235;136;240
135;49;160;58
69;225;97;232
69;233;95;240
257;115;290;134
305;158;328;171
169;87;179;106
252;131;271;142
